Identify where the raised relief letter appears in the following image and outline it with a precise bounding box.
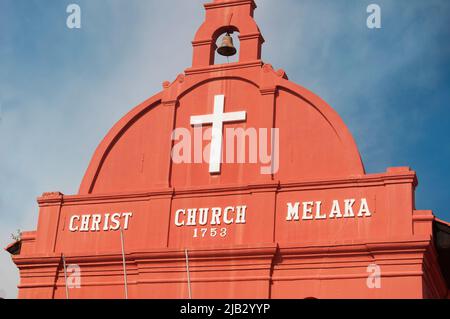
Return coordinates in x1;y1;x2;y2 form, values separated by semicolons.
187;209;197;226
315;201;326;220
344;199;356;218
79;215;90;232
109;213;121;231
302;202;314;220
211;207;222;225
123;212;133;229
90;214;102;231
103;213;110;231
286;202;300;221
235;206;247;224
198;208;209;226
175;209;186;227
358;198;372;217
329;200;343;219
69;215;80;232
223;207;235;225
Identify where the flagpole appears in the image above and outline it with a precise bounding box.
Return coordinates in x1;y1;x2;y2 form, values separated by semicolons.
185;248;192;299
120;228;128;299
62;253;69;300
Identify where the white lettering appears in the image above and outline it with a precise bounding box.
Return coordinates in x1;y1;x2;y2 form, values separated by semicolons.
235;206;247;224
286;202;300;221
211;208;222;225
103;213;110;231
109;213;121;231
68;212;134;233
69;215;80;232
285;198;372;222
315;201;326;220
329;200;343;219
175;205;247;228
175;209;186;227
358;198;372;217
344;199;356;218
302;202;314;220
123;212;133;229
198;208;209;226
90;214;101;231
223;207;235;225
187;209;197;226
80;215;90;232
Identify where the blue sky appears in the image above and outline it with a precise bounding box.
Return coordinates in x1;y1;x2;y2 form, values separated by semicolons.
1;0;449;298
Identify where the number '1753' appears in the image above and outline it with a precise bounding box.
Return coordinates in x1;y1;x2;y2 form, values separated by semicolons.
193;227;227;238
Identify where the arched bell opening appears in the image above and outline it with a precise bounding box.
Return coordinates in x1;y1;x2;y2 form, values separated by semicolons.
213;26;240;65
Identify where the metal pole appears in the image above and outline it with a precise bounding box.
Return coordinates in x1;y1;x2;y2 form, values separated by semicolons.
185;248;192;299
62;254;69;300
120;228;128;299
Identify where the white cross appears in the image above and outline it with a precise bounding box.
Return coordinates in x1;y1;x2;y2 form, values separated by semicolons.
190;95;247;174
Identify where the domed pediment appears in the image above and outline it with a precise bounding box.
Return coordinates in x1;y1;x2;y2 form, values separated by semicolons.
79;63;364;194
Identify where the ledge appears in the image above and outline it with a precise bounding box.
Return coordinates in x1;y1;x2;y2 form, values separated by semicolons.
185;60;263;76
204;0;256;11
278;238;431;257
36;170;419;206
12;243;278;266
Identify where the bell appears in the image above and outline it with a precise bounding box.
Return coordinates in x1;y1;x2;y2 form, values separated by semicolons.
217;33;237;57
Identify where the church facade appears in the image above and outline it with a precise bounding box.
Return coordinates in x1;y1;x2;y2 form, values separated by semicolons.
6;0;450;299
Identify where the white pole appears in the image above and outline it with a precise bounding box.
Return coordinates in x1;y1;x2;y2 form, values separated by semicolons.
62;254;69;300
120;228;128;299
185;249;192;299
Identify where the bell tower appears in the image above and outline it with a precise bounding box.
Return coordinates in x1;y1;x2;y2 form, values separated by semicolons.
191;0;265;67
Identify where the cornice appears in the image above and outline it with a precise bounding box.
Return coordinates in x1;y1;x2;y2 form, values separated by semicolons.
37;170;418;206
12;243;278;267
185;60;263;76
278;238;431;257
204;0;256;11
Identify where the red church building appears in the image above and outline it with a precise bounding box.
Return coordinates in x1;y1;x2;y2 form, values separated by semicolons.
6;0;450;299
